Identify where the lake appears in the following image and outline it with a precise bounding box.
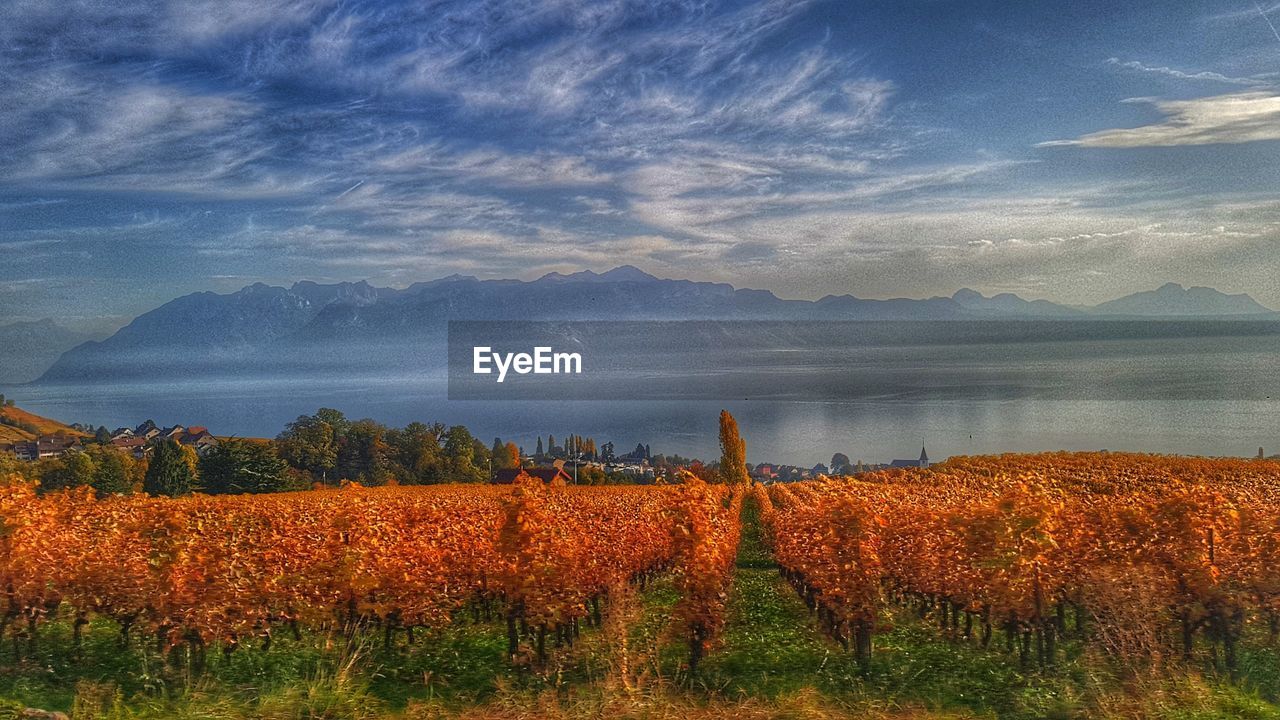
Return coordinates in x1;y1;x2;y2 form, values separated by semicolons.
7;321;1279;466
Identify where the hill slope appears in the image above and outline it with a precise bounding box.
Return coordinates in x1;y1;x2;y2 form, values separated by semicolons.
0;404;87;443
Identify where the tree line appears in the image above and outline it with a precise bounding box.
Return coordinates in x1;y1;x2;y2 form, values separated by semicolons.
3;408;500;497
4;407;752;496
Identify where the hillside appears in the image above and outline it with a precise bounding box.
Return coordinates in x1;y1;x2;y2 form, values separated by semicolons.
0;404;87;443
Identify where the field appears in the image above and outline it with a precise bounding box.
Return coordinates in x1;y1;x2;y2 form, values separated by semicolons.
4;454;1280;719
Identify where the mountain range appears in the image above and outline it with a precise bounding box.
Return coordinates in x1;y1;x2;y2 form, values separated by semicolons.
0;320;97;384
29;268;1278;383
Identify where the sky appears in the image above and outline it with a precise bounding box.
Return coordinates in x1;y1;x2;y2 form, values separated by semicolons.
2;0;1280;329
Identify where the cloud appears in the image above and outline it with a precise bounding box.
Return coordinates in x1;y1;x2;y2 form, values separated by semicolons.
1037;92;1280;147
7;0;1280;315
1105;58;1271;86
373;146;611;187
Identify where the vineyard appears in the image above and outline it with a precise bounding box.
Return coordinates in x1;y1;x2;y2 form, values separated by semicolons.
0;475;740;670
3;453;1280;719
758;453;1280;680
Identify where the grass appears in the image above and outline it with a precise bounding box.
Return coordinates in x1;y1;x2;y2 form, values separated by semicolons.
3;497;1280;719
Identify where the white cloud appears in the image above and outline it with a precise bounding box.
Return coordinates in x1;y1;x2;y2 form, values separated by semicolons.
1038;91;1280;147
1105;58;1271;86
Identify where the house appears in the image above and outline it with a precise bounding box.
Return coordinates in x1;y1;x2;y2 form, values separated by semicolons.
491;467;574;485
110;427;134;440
752;463;778;481
9;435;82;461
134;421;161;441
889;446;930;469
109;436;151;459
161;425;187;440
177;427;219;454
8;442;35;461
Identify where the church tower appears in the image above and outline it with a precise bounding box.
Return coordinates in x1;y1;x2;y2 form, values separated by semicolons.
919;446;929;467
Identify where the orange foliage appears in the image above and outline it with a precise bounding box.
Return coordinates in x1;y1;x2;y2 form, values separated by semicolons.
760;452;1280;672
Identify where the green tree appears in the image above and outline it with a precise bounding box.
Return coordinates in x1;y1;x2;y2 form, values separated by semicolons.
94;426;111;445
472;437;491;476
144;440;199;496
717;410;749;485
443;425;485;482
387;422;445;484
276;413;338;482
200;439;292;494
578;465;607;485
85;445;139;496
338;419;392;484
38;452;96;492
492;437;518;470
830;453;851;474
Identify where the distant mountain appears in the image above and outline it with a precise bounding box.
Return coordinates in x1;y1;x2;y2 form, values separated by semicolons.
0;320;96;383
951;289;1085;318
32;271;1277;383
1091;283;1273;317
536;265;661;283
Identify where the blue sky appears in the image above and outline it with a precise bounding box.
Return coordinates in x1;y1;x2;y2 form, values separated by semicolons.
2;0;1280;328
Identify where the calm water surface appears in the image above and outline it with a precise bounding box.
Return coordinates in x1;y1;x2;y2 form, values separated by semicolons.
8;322;1279;466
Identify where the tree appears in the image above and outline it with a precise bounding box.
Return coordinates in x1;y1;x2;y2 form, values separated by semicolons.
38;452;96;492
276;413;338;482
504;441;520;469
579;465;606;485
472;437;491;477
338;419;392;484
85;445;140;496
200;439;293;494
535;436;544;457
831;453;851;474
717;410;749;485
94;426;111;445
444;425;485;482
387;422;445;484
144;439;199;496
492;437;517;470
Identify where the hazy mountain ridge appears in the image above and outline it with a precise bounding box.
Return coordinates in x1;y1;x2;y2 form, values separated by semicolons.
1091;282;1273;317
32;268;1277;383
0;320;97;384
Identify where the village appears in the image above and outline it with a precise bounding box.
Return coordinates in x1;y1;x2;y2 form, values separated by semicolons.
0;419;219;462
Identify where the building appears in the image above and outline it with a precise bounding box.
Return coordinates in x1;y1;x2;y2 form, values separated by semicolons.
751;463;778;481
9;435;82;461
109;436;151;459
889;446;930;469
134;421;162;441
177;427;219;454
491;467;574;485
